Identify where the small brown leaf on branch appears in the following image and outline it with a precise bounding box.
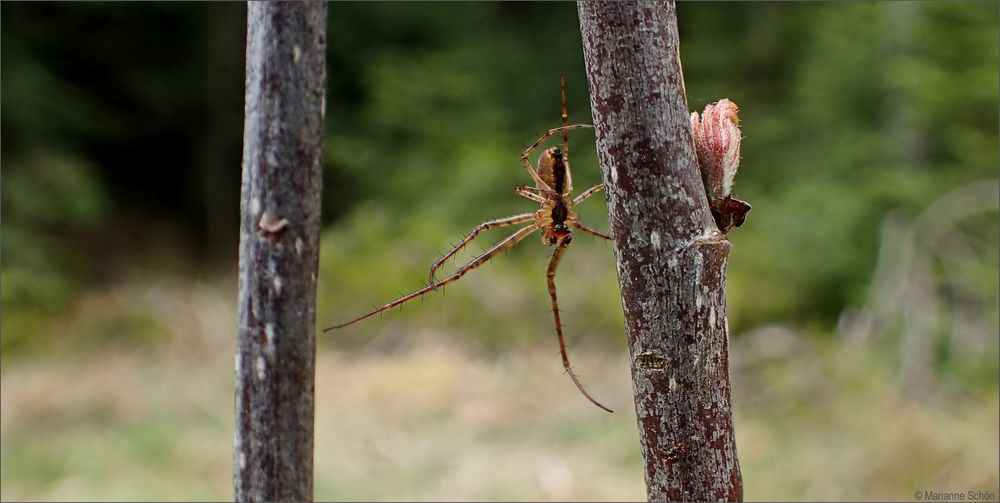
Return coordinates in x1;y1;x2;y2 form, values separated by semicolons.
712;196;752;234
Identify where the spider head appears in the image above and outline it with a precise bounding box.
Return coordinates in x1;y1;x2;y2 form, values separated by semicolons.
546;223;572;246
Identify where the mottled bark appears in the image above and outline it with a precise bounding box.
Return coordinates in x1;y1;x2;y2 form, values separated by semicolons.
234;2;326;501
577;2;743;501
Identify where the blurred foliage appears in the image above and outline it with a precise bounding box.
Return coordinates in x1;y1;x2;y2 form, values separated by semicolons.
0;0;995;354
2;1;996;371
1;3;245;352
317;2;1000;390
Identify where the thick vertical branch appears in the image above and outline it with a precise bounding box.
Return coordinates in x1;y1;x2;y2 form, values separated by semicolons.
234;3;326;501
577;2;743;501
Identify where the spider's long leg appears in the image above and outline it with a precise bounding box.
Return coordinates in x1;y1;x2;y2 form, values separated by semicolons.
515;185;558;202
429;212;536;285
561;74;570;157
325;224;539;332
522;125;591;161
571;221;612;241
564;157;574;197
569;184;611;239
572;183;604;206
521;124;592;190
515;187;547;204
521;158;549;190
546;238;613;413
560;74;573;196
517;185;558;196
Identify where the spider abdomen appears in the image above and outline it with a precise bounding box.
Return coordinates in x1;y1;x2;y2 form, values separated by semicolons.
536;146;566;194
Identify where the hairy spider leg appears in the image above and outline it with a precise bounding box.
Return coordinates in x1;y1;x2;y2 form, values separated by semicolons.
572;183;604;206
560;74;573;196
515;185;559;202
325;224;540;331
546;236;613;413
567;184;612;240
514;186;548;203
571;221;612;241
428;212;536;285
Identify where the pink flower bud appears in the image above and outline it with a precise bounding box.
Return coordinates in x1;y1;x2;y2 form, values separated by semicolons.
690;99;741;205
690;99;749;233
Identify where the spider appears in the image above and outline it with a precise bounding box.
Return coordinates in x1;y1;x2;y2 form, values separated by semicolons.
325;76;614;413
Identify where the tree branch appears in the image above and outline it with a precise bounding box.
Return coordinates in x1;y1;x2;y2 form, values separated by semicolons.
577;2;743;500
234;2;326;501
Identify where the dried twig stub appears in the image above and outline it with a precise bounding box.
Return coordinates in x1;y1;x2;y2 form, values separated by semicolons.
257;211;289;245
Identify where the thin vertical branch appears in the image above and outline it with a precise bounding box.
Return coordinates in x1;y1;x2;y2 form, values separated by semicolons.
577;2;743;501
234;2;326;501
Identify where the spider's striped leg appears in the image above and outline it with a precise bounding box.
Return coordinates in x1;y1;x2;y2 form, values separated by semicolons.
570;184;612;240
560;74;574;196
561;74;570;159
515;188;546;203
564;163;574;198
572;183;604;206
571;221;612;241
429;212;535;285
522;125;592;159
546;237;613;413
515;185;557;203
325;224;539;332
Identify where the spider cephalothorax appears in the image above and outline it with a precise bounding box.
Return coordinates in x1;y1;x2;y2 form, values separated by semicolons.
545;225;572;246
326;76;614;412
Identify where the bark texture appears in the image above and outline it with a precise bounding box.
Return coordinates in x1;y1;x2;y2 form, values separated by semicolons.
234;3;326;501
577;2;743;501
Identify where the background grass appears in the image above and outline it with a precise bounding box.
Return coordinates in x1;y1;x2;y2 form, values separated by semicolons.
2;276;996;500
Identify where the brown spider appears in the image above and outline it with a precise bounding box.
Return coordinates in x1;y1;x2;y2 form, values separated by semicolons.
325;76;614;413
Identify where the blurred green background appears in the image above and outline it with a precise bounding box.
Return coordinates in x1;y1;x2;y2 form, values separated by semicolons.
2;2;998;501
